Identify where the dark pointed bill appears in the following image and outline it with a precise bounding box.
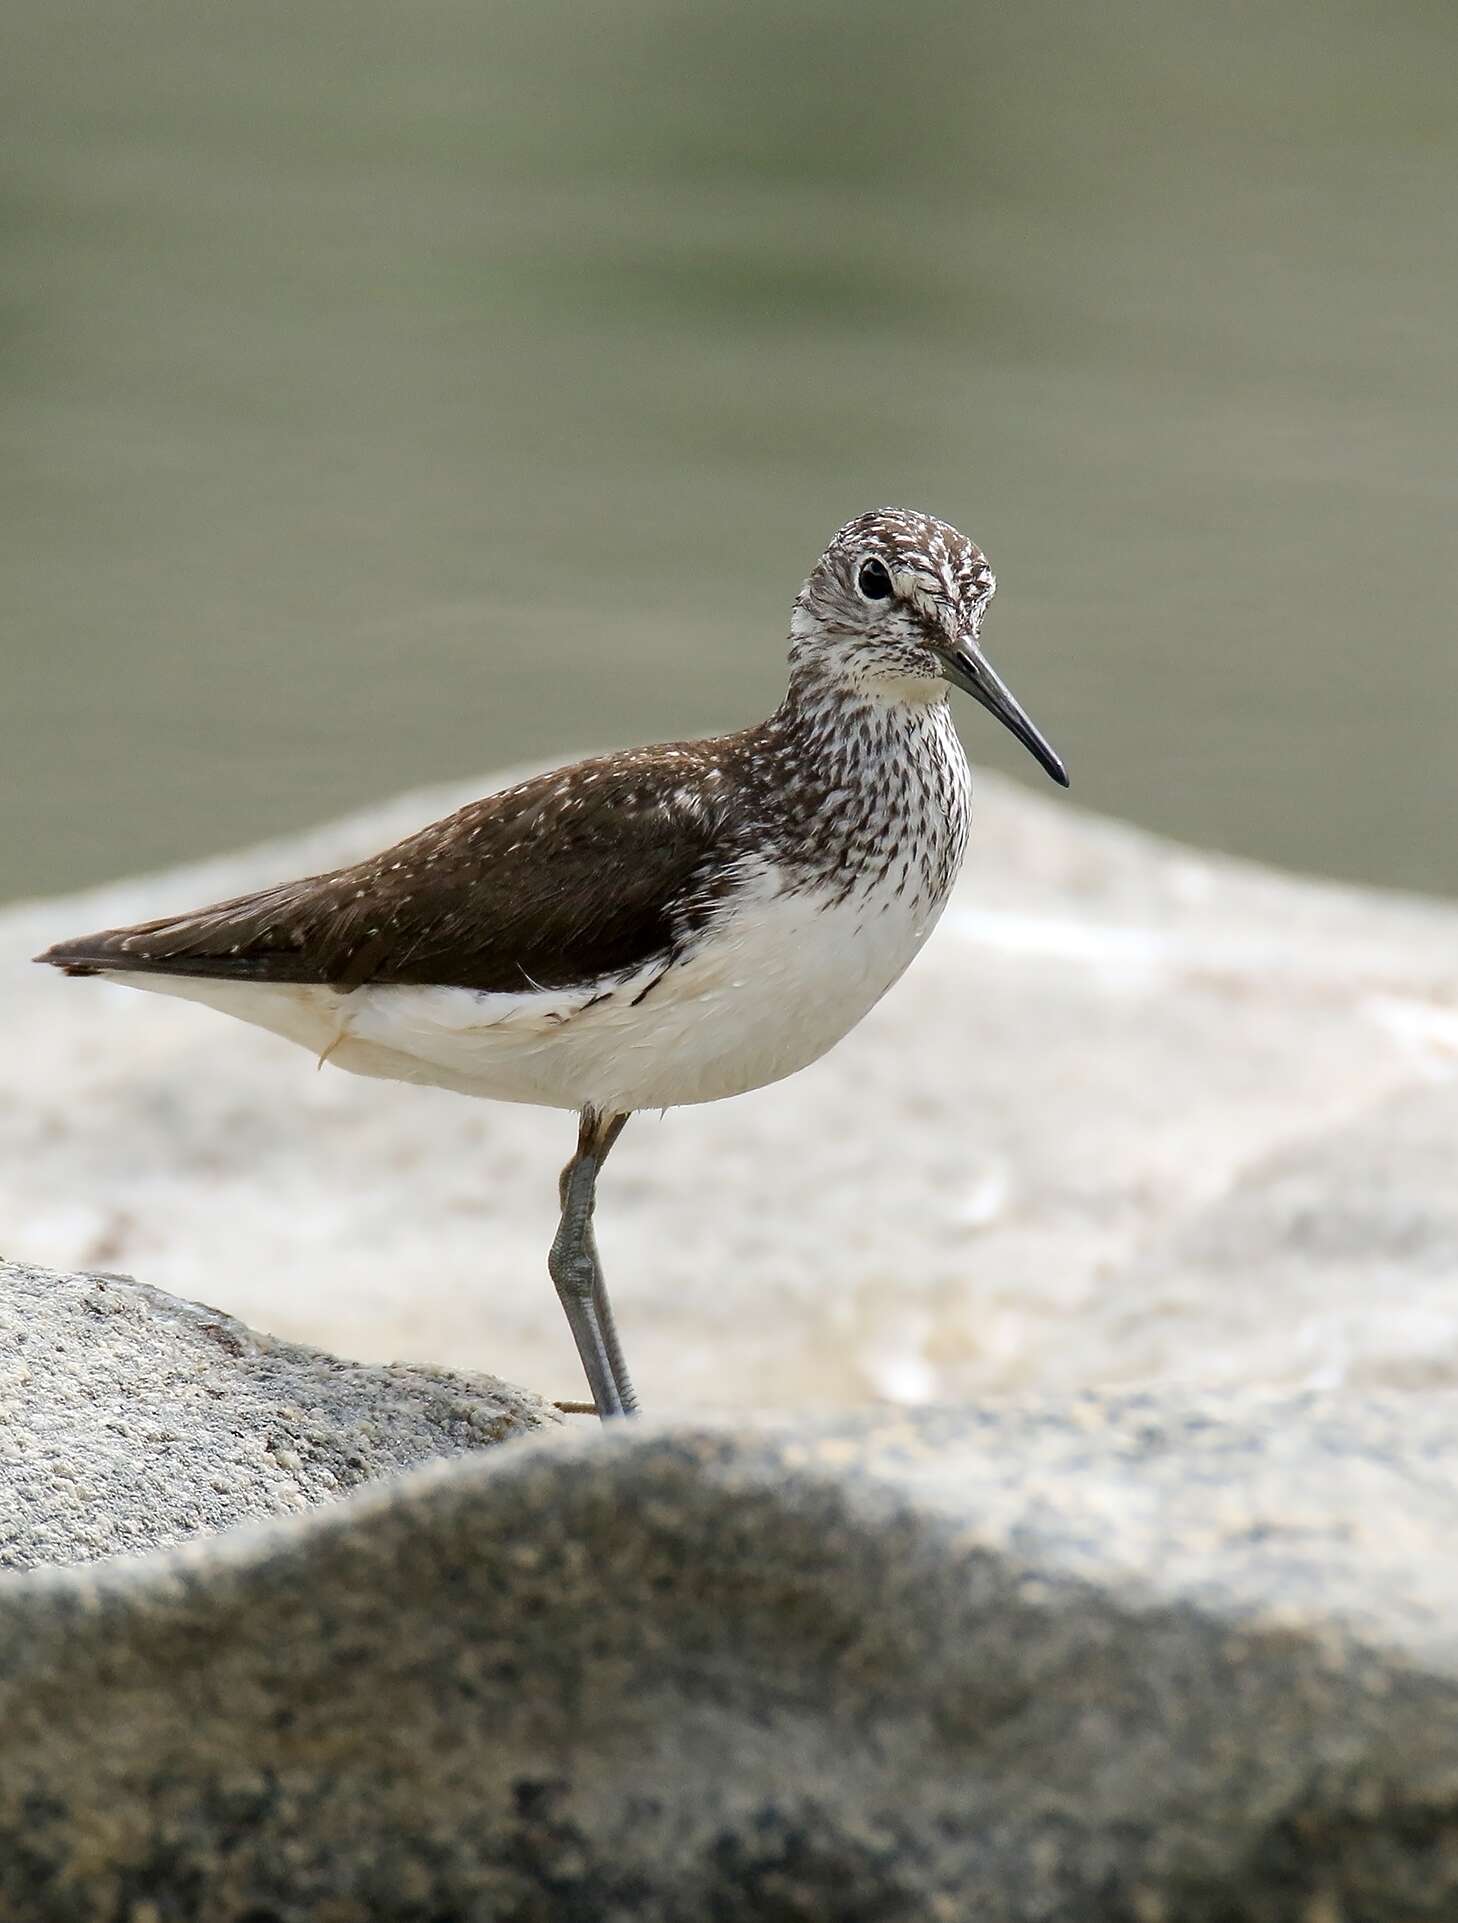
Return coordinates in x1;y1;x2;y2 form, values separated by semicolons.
941;643;1069;787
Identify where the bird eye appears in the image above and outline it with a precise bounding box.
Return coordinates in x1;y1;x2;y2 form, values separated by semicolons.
856;557;893;601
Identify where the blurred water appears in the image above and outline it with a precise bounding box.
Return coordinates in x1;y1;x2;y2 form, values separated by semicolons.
4;0;1455;905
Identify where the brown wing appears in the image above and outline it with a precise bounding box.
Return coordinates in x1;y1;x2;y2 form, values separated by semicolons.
35;745;745;994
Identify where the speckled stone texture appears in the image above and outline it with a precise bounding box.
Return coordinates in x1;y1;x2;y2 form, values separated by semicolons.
6;1391;1458;1919
0;1257;560;1569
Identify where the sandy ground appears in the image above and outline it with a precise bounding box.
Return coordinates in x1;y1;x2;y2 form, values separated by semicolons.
5;768;1458;1412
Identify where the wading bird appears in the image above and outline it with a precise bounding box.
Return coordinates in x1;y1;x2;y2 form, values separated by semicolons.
38;509;1068;1418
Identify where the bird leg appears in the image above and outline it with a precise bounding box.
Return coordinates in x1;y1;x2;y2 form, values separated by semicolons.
549;1108;637;1420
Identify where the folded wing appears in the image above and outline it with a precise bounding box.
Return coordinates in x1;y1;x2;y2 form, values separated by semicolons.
36;748;739;995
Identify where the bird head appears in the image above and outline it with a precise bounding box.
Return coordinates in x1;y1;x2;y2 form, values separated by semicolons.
790;507;1068;786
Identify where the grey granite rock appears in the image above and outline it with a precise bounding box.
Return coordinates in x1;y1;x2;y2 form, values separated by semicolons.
5;1386;1458;1919
0;1257;560;1570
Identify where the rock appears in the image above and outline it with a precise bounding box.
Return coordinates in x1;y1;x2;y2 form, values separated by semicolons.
4;1392;1458;1918
7;770;1458;1413
1098;1079;1458;1393
0;1257;560;1570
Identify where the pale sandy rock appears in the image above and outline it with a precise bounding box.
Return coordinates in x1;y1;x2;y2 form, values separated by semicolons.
4;769;1457;1410
1099;1080;1458;1392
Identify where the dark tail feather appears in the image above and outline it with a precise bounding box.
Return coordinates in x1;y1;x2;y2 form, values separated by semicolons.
34;945;106;977
35;933;134;976
34;927;220;978
34;931;318;982
34;881;320;982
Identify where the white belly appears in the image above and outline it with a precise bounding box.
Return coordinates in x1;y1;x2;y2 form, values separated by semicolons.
110;855;952;1115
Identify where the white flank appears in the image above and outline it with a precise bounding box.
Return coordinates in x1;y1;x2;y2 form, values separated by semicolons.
109;842;954;1113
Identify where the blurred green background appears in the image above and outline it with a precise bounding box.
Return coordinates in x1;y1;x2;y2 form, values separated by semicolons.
4;0;1454;904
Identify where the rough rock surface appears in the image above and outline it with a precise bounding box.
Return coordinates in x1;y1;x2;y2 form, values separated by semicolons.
0;1257;560;1570
6;768;1458;1411
5;1390;1458;1920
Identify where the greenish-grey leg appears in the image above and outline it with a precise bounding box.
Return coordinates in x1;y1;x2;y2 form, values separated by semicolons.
548;1108;636;1420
